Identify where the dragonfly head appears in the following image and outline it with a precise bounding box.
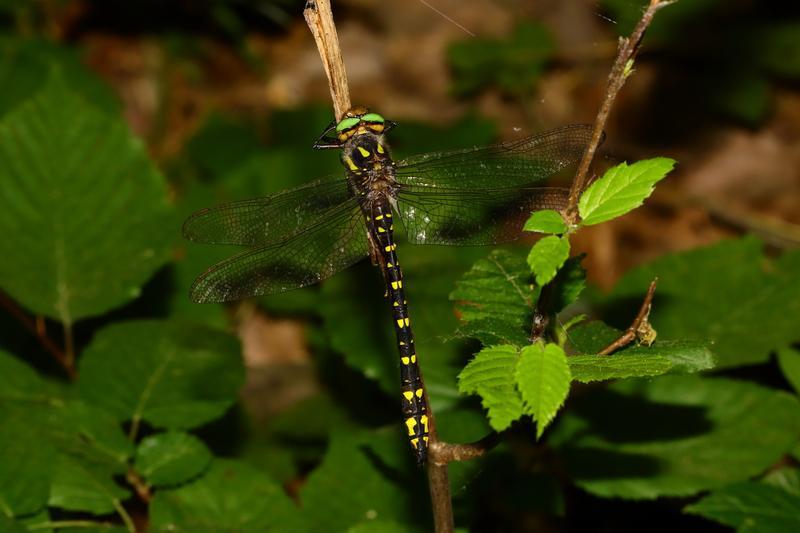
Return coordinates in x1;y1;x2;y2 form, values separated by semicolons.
313;106;397;150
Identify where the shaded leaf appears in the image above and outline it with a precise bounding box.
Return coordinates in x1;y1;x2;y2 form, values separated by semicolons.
551;376;800;499
458;345;523;431
78;320;244;430
0;71;173;322
150;459;304;532
136;432;212;488
763;468;800;497
48;453;130;515
603;238;800;368
685;480;800;532
777;347;800;395
578;158;675;226
523;209;567;234
551;255;586;312
450;249;533;346
568;354;673;383
515;343;571;437
0;407;53;517
528;236;570;286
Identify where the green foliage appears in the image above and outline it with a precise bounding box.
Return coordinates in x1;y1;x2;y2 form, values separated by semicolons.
77;320;244;430
135;432;212;488
604;238;800;368
515;343;571;438
685;473;800;532
0;72;173;322
528;235;570;286
150;459;303;532
551;376;800;499
447;22;555;96
777;347;800;394
523;209;567;234
578;158;675;226
458;345;524;431
450;249;534;346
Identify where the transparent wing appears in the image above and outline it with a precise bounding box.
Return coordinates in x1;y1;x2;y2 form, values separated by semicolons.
396;186;568;245
182;175;351;246
190;201;367;302
395;124;595;190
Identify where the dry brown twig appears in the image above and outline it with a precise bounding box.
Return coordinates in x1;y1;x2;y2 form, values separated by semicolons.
303;1;673;531
598;278;659;356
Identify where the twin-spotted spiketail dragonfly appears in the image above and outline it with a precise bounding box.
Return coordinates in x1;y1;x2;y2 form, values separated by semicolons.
183;107;592;464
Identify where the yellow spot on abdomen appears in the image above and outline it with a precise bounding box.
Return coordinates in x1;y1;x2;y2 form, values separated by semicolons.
415;388;423;398
375;214;384;220
404;317;410;326
391;281;399;290
396;319;405;328
405;417;417;435
401;356;410;365
421;415;429;433
403;391;414;401
378;226;386;233
410;437;419;449
411;354;417;363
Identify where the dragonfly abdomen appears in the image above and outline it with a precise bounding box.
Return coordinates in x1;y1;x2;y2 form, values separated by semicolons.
368;201;430;464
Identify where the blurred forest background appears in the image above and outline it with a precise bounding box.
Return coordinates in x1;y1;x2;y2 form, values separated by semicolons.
1;0;800;532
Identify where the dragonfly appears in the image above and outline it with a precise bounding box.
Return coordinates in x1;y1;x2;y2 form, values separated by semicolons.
183;106;593;464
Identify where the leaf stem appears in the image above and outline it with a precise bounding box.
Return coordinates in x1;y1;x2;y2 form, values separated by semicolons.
564;0;675;224
0;290;76;379
112;498;136;533
27;520;115;530
598;278;658;356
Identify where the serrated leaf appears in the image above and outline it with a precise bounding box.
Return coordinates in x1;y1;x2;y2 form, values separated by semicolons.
603;238;800;368
0;71;173;322
578;158;675;225
528;236;570;286
300;433;411;532
450;249;534;346
458;345;524;431
777;347;800;394
78;320;244;430
523;209;567;234
551;376;800;499
515;343;571;437
685;480;800;532
150;459;304;532
568;354;673;382
135;432;212;488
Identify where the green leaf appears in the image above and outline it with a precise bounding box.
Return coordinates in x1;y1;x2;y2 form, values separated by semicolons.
301;433;413;532
48;453;130;515
150;459;304;532
523;209;567;234
0;349;56;403
551;255;586;312
347;522;417;533
135;432;212;488
578;158;675;225
551;376;800;499
685;481;800;532
528;236;570;286
763;468;800;497
0;515;28;533
78;320;244;430
458;345;524;431
0;71;173;322
515;343;571;437
448;22;555;96
450;249;534;346
603;238;800;368
777;347;800;395
568;354;673;383
0;407;53;517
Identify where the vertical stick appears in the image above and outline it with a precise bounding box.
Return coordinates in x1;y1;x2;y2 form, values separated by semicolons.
303;0;352;120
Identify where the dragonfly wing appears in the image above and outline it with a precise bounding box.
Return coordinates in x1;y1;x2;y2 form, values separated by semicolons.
190;201;367;302
396;186;569;245
394;124;595;190
182;175;352;246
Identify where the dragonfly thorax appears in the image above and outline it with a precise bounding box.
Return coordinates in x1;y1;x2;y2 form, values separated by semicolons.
341;131;397;197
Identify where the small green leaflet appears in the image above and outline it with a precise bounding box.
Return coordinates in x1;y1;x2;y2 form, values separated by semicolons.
777;347;800;394
458;345;524;431
515;343;571;438
135;432;212;488
523;209;567;234
578;157;675;225
459;343;573;436
528;236;570;286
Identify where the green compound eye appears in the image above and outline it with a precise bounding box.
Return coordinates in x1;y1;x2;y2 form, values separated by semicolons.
361;113;385;124
335;117;361;132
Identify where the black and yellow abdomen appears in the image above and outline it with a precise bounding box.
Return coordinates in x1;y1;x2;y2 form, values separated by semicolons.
368;203;430;464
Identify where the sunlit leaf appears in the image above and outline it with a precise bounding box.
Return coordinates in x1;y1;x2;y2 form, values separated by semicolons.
458;345;523;431
515;343;571;437
528;236;570;286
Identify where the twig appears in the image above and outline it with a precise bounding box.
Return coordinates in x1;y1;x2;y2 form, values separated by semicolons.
304;2;454;531
598;278;658;356
0;291;76;379
565;0;675;224
126;467;152;503
303;0;351;120
429;432;502;464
